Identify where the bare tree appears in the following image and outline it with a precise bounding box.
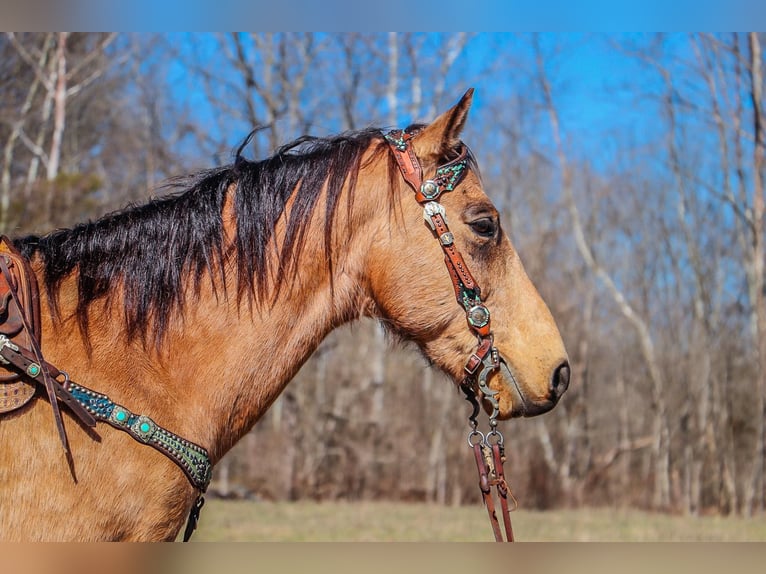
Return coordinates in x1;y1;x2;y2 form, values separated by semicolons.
535;35;672;509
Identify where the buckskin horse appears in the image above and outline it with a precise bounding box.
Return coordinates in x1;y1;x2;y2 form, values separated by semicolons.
0;90;569;541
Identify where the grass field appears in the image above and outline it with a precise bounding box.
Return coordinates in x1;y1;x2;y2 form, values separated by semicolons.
191;500;766;542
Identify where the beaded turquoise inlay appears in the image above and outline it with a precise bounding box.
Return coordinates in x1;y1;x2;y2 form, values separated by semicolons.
66;382;212;491
27;363;41;377
384;130;408;151
435;159;467;192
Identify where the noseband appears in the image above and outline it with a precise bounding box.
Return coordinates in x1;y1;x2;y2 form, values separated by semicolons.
385;129;516;541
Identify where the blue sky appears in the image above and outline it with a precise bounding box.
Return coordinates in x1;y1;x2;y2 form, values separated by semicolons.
158;32;670;173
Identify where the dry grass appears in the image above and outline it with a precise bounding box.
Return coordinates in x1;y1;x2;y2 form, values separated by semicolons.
191;500;766;542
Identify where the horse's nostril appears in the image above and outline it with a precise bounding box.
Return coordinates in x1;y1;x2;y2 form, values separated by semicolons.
550;361;571;400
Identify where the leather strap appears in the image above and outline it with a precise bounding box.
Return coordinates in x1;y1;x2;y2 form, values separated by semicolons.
183;495;206;542
0;341;95;426
492;442;514;541
473;441;504;542
0;240;210;539
0;256;72;453
0;332;211;489
471;439;515;542
65;380;212;491
385;130;422;193
428;212;480;293
384;129;499;408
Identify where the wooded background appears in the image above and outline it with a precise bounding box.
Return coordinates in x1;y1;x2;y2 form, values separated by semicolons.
1;32;764;517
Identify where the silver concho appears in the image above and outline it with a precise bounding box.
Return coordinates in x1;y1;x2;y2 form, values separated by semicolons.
421;180;440;200
467;304;490;328
439;232;454;246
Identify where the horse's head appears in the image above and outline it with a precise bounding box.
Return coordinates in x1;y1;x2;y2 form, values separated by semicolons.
363;89;569;419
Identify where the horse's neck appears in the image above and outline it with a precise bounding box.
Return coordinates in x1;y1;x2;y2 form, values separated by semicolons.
36;235;366;464
169;269;361;460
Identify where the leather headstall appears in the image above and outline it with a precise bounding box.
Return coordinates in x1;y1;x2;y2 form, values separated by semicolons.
383;130;501;415
384;129;515;542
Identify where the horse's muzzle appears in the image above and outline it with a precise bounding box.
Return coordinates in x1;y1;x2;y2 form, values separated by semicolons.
495;359;570;418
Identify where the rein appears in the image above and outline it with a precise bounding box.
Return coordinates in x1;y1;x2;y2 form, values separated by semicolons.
0;244;211;541
384;129;515;542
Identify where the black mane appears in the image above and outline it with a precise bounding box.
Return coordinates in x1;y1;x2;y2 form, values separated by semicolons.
14;127;388;347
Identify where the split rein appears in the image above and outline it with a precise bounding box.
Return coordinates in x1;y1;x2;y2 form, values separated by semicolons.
384;129;516;542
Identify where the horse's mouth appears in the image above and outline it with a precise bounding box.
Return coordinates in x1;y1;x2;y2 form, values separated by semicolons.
483;359;557;419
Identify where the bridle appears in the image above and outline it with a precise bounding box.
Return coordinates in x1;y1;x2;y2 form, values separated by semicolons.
385;128;516;542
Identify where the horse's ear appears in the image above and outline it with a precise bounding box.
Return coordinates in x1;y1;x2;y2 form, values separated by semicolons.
412;88;474;161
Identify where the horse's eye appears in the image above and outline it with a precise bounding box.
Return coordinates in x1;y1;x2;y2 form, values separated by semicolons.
469;217;497;238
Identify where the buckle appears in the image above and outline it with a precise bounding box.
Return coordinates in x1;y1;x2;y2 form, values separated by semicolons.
423;202;447;230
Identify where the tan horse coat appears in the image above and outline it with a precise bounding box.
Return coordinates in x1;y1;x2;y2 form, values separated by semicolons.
0;91;568;540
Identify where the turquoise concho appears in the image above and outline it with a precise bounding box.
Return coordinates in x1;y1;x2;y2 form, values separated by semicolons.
131;415;157;442
110;405;131;427
26;363;42;378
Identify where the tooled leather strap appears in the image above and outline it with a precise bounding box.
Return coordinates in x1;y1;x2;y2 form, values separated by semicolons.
0;323;212;492
384;130;495;369
0;253;210;481
384;130;422;193
0;243;210;539
386;128;512;541
0;340;95;426
66;381;212;492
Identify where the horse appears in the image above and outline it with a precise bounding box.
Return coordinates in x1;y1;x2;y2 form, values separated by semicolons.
0;89;569;541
